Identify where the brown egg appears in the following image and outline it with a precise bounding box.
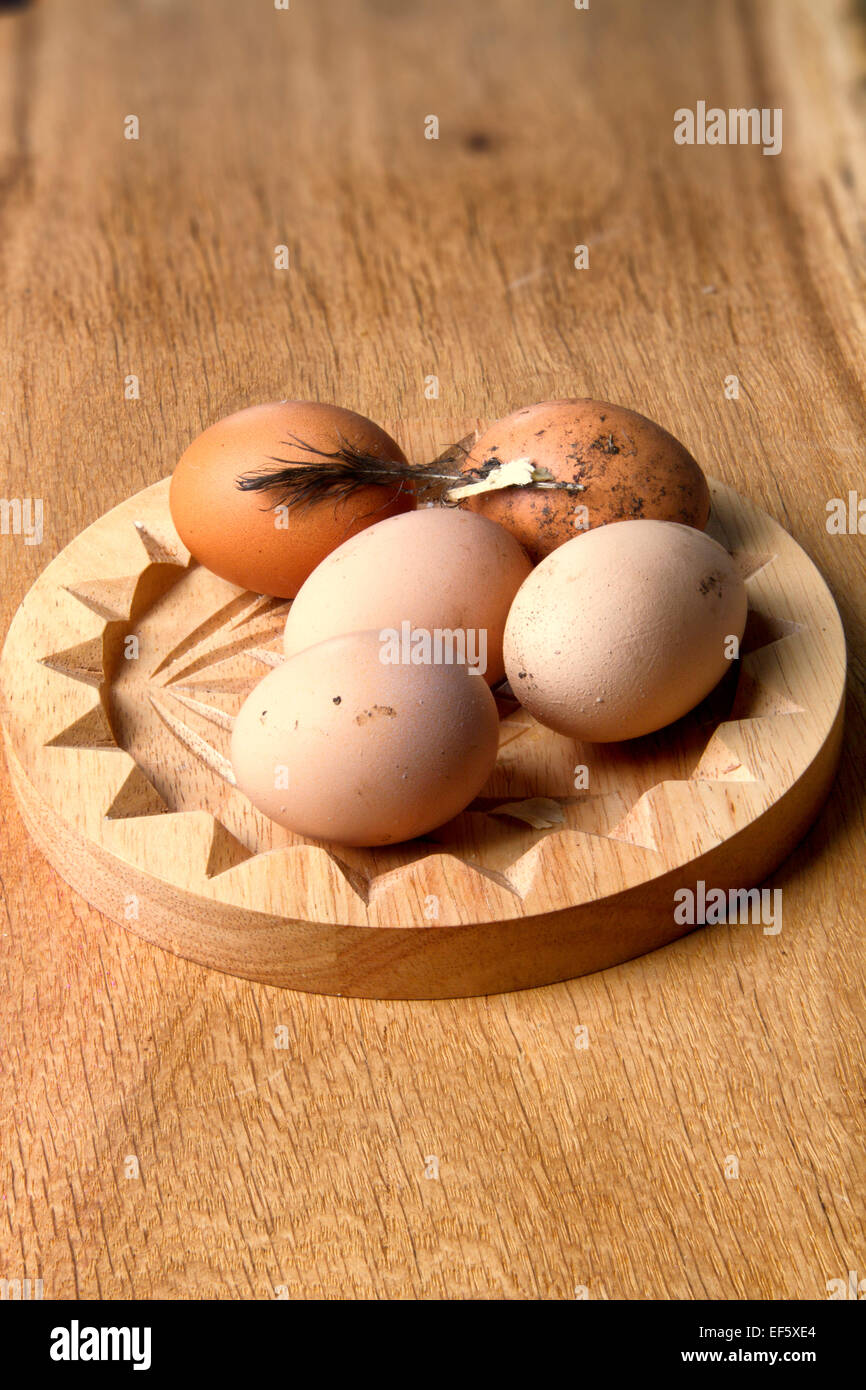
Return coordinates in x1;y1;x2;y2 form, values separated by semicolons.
458;399;710;562
282;507;532;685
503;520;748;742
231;629;500;846
169;401;413;598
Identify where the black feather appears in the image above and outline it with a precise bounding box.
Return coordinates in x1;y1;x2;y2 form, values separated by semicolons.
235;433;467;512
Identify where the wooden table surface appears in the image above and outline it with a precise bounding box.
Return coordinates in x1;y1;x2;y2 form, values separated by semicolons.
1;0;863;1300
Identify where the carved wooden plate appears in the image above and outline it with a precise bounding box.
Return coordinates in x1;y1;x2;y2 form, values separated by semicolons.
0;470;845;997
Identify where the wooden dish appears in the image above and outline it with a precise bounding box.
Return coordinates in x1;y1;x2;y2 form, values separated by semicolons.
0;472;845;998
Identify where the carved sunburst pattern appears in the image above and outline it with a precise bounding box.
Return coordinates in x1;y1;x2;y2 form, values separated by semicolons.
11;474;834;933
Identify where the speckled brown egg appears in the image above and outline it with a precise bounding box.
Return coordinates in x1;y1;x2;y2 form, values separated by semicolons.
458;399;710;562
503;520;747;742
169;401;413;598
231;629;500;846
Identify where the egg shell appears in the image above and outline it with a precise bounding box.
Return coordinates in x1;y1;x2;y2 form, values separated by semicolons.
231;629;501;846
503;519;748;742
169;401;413;598
460;399;710;562
282;507;532;685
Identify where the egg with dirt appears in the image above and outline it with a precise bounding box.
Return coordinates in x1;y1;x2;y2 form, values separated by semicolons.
458;398;710;562
230;628;500;846
504;519;748;742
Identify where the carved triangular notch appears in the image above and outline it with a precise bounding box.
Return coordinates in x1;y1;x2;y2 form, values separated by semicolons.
64;575;142;621
205;822;254;877
605;797;660;851
105;767;171;819
46;703;117;750
731;551;776;582
690;734;758;783
730;671;805;720
133;519;188;567
741;610;804;654
40;636;105;688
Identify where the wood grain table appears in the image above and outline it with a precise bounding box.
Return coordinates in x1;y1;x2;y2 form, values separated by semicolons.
1;0;863;1300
